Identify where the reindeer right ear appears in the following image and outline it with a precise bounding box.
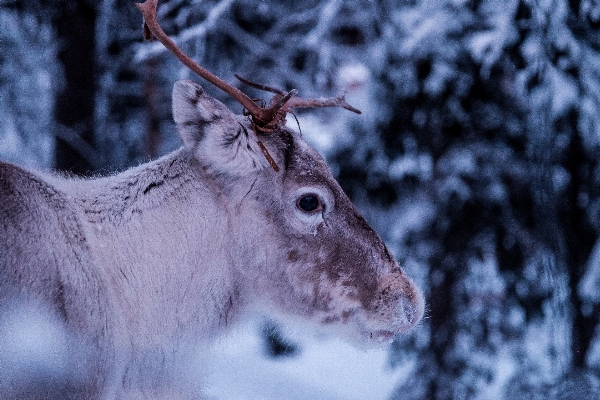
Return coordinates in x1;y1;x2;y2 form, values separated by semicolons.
172;80;271;175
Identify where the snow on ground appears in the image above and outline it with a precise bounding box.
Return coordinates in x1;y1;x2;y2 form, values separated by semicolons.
203;317;413;400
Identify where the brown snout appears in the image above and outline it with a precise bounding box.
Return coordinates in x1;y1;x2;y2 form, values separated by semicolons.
370;272;424;333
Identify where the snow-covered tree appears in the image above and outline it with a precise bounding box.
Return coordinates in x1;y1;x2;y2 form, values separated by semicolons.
0;7;58;168
2;0;600;398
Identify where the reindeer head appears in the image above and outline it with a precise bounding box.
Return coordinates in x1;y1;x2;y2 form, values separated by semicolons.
138;0;423;343
172;80;423;343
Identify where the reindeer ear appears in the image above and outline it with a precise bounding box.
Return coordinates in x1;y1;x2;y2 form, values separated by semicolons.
172;80;271;175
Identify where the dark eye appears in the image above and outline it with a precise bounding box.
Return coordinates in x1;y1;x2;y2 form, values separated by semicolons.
297;194;321;212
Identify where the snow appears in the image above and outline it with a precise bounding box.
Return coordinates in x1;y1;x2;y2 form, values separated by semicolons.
4;0;600;397
547;66;579;117
0;308;414;398
0;303;86;395
0;8;56;168
134;0;235;63
578;239;600;303
388;153;433;181
475;347;516;400
203;317;411;400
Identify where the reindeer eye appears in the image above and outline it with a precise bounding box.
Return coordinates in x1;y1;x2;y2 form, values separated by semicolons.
297;194;321;212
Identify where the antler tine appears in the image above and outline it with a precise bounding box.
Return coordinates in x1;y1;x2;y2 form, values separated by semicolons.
284;96;362;114
234;74;286;96
235;75;362;115
135;0;296;128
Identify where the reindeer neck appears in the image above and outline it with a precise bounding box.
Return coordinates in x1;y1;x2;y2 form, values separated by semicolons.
58;149;241;341
53;149;195;225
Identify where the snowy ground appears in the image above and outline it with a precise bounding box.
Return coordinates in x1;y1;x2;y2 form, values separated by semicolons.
0;305;412;399
203;317;413;400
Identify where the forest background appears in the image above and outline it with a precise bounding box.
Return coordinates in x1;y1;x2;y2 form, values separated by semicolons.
1;0;600;398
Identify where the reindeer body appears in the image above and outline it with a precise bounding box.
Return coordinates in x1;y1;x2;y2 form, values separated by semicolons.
0;81;423;398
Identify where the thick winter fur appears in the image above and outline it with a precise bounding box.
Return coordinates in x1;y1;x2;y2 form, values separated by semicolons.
0;80;423;399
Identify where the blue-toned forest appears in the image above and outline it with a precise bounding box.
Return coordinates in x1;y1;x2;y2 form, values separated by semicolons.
1;0;600;398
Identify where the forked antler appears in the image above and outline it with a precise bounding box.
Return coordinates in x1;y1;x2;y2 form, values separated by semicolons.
135;0;361;132
135;0;293;130
234;75;361;115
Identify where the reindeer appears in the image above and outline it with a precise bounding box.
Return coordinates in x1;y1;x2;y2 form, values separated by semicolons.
0;1;424;398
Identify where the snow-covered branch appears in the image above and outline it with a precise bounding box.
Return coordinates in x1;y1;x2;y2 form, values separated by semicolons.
134;0;234;62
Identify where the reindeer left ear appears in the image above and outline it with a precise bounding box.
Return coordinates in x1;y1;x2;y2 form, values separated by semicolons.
172;80;271;175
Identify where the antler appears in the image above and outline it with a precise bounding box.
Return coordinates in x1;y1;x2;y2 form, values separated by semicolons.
235;75;361;115
135;0;361;131
136;0;296;129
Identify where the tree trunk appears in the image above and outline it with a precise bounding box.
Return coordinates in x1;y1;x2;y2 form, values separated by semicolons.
53;1;97;175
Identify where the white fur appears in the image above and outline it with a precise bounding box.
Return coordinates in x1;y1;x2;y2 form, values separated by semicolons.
0;80;423;399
